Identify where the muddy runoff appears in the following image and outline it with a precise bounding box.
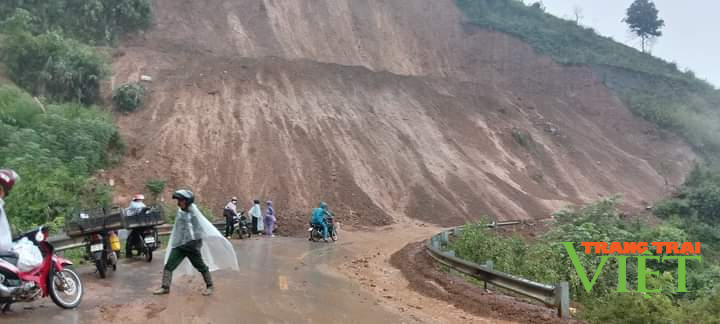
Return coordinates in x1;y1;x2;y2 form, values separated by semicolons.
2;222;511;324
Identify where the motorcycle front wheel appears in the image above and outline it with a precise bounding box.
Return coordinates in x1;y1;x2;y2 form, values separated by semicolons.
94;252;107;278
49;267;83;309
331;227;338;241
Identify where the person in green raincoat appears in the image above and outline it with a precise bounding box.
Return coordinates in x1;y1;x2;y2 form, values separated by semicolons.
153;189;238;296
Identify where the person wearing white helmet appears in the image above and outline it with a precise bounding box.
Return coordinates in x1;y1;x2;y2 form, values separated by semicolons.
129;193;147;210
0;169;19;253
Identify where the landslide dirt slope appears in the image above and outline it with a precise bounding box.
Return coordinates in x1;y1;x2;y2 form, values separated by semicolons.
106;0;694;230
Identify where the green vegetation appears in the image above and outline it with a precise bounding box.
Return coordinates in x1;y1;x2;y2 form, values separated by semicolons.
113;83;146;112
455;0;720;163
0;0;152;45
451;164;720;322
623;0;665;53
0;1;152;234
1;0;152;104
511;128;534;149
144;179;166;203
0;85;123;232
1;10;109;104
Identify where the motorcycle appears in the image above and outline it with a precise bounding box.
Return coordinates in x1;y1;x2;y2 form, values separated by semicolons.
83;230;118;278
124;207;161;262
308;216;338;242
125;227;159;262
0;226;83;311
234;214;252;239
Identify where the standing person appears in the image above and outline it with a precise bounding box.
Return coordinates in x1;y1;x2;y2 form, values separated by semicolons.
0;169;19;253
249;199;263;234
223;197;238;238
153;189;239;296
264;200;276;237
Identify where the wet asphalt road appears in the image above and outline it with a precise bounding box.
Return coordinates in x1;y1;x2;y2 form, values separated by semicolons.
1;236;405;324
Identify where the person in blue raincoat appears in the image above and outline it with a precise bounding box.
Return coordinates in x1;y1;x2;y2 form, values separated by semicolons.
310;202;332;242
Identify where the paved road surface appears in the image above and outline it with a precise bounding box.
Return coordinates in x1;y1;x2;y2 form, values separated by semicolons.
2;236;406;324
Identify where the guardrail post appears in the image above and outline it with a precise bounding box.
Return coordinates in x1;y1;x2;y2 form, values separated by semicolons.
431;236;441;250
556;281;570;319
453;227;464;236
482;260;493;289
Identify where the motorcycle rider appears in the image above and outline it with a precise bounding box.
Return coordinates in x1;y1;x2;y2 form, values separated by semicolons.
128;194;147;210
310;202;332;243
223;197;238;237
0;169;19;253
154;189;238;296
124;193;148;258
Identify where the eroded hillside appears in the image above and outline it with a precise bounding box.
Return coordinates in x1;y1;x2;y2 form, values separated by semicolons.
105;0;694;229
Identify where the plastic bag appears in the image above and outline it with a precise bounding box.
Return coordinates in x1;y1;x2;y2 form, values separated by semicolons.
12;237;43;272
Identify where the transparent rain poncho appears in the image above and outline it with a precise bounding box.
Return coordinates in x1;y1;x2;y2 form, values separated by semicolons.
164;204;238;278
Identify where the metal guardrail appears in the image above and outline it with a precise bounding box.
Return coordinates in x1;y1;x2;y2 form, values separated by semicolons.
424;224;570;319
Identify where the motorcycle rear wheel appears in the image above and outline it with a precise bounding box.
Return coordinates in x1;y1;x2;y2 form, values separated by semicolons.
144;246;153;262
49;267;83;309
310;229;320;242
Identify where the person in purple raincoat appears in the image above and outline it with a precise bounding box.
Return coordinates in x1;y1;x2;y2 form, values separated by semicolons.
264;200;276;237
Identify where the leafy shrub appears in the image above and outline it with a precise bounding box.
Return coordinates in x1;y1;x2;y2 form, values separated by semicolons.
582;286;679;324
450;196;720;320
1;11;108;104
144;179;167;202
653;198;691;219
687;184;720;223
113;83;146;112
511;129;534;149
0;0;152;45
0;85;121;232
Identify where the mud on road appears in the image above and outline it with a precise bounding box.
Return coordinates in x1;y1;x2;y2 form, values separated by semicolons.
390;241;580;324
3;223;516;324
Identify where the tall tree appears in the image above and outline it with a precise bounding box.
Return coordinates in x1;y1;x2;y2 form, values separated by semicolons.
623;0;665;53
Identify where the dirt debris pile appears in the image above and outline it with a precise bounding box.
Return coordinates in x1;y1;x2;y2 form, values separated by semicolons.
107;0;694;232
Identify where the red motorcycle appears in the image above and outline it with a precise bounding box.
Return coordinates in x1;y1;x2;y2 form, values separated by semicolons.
0;225;83;312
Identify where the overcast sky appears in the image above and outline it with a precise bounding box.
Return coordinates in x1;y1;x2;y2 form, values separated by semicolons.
539;0;719;87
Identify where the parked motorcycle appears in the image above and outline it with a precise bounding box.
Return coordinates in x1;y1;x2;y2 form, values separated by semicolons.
0;226;83;311
84;230;119;279
234;214;252;239
66;207;124;279
125;227;159;262
123;207;163;262
308;216;338;242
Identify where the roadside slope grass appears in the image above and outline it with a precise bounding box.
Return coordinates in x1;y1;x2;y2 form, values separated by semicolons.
456;0;720;162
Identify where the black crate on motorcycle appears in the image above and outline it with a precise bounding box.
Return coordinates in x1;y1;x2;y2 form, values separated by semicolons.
122;206;165;229
65;207;124;237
